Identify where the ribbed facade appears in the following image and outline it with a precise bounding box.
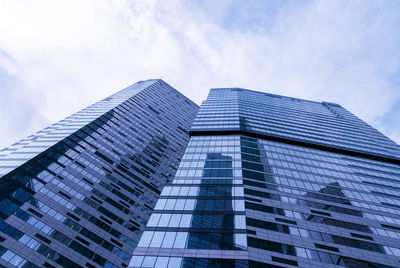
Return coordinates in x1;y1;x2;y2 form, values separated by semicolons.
0;80;198;268
131;88;400;267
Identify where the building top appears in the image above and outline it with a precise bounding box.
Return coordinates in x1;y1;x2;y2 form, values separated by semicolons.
210;87;342;106
0;79;198;177
191;87;400;161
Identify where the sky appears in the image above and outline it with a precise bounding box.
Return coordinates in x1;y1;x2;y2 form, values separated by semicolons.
0;0;400;149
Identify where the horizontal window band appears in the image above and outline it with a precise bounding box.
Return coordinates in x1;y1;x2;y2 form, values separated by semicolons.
145;228;247;233
159;196;245;200
151;210;246;215
189;130;400;165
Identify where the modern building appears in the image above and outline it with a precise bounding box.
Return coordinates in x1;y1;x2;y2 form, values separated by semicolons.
1;81;400;268
0;79;198;268
130;87;400;267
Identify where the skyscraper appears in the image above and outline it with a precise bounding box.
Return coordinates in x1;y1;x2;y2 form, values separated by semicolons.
0;80;198;268
131;88;400;267
1;82;400;268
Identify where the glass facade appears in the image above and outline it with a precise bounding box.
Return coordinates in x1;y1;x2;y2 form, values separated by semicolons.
0;79;198;267
191;88;400;160
2;82;400;268
132;88;400;267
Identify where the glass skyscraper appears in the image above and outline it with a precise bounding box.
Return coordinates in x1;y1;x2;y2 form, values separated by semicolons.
0;79;198;268
1;82;400;268
131;88;400;267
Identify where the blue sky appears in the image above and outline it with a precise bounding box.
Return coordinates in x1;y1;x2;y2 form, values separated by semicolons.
0;0;400;149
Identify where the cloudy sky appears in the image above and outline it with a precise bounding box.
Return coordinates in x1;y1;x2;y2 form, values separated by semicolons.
0;0;400;149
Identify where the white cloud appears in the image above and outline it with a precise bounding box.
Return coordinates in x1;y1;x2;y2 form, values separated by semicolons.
0;0;399;149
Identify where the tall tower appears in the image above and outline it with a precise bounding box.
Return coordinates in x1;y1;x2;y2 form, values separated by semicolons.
131;88;400;267
0;80;198;268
